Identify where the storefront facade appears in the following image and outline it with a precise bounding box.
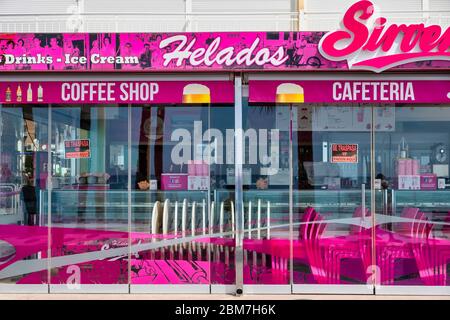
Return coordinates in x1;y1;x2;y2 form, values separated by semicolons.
0;1;449;295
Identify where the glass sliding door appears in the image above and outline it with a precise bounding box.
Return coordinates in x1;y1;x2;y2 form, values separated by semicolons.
241;100;292;292
292;104;374;293
47;105;129;292
210;104;236;291
239;100;375;293
0;104;49;292
375;104;450;293
129;104;212;292
128;101;235;292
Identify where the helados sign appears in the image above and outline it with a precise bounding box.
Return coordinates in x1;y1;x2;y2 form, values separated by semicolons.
0;0;448;73
319;0;450;72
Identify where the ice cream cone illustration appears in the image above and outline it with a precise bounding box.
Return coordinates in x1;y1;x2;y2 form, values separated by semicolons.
276;83;304;103
182;84;211;104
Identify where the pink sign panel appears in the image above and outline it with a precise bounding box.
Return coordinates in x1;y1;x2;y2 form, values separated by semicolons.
0;80;234;104
318;1;450;72
161;174;188;191
249;80;450;104
0;32;448;72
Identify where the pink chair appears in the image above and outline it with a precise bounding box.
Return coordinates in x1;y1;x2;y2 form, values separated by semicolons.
353;206;373;282
355;208;373;282
350;206;370;234
415;211;450;286
409;211;443;285
378;207;417;285
378;207;436;285
438;212;450;284
299;207;329;284
300;206;373;284
327;206;372;284
394;207;421;236
298;207;318;240
442;212;450;235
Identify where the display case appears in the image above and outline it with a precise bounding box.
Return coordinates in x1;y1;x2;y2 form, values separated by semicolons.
216;189;371;236
390;190;450;223
40;190;209;231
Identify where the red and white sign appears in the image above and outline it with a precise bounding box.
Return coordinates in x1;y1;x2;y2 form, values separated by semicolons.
319;0;450;72
64;139;90;159
331;144;358;163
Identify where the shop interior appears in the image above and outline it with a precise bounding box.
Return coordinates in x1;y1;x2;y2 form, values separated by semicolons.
1;101;450;287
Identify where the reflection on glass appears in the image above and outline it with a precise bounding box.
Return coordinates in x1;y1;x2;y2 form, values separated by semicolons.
47;105;129;286
130;105;214;286
292;104;373;285
376;105;450;287
0;104;49;285
243;101;291;285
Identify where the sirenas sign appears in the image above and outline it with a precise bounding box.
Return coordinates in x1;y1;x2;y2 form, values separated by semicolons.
319;0;450;72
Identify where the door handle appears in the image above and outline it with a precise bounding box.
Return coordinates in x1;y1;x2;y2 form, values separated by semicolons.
361;183;366;225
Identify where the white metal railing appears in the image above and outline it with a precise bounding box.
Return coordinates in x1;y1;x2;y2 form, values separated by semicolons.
0;11;449;33
0;12;300;32
0;184;21;216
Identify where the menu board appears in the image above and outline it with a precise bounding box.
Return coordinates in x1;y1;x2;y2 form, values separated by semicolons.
291;105;396;131
331;144;358;163
64;139;91;159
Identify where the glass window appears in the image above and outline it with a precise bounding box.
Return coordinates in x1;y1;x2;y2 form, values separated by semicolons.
242;100;291;285
292;104;373;286
0;104;49;285
375;104;450;287
129;105;212;287
47;105;129;288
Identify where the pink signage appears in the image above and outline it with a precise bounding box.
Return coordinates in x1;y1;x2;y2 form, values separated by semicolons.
161;174;188;191
249;80;450;104
0;81;234;104
0;31;448;73
319;0;450;72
